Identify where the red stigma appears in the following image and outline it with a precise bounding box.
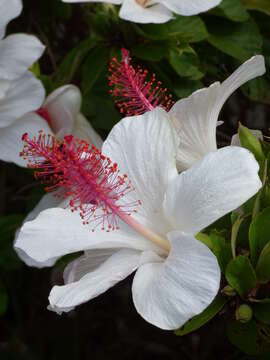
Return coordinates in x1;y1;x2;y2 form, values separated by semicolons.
20;132;141;231
36;107;52;126
108;48;174;117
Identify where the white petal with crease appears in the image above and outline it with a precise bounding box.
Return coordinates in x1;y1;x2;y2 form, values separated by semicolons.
159;0;221;16
49;248;142;314
102;107;178;234
0;0;22;39
132;231;220;330
164;146;262;234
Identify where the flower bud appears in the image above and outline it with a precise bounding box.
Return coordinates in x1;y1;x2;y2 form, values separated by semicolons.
222;285;237;297
236;304;253;323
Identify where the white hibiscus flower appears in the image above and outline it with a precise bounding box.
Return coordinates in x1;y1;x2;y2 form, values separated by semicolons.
15;108;261;329
62;0;222;24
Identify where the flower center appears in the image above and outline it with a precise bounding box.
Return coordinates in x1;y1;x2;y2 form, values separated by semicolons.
20;132;170;252
136;0;150;8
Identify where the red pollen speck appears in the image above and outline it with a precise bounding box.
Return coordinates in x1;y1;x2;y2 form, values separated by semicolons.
20;132;141;231
108;48;174;116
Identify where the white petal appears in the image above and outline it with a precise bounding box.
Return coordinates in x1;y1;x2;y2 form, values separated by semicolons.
170;56;266;171
0;112;52;167
44;85;81;138
73;113;103;148
0;34;45;80
163;146;262;234
0;78;11;99
0;0;22;39
63;0;122;3
120;0;173;24
132;231;220;330
0;71;45;127
158;0;222;16
231;129;263;147
15;208;159;264
14;193;63;268
102;107;178;234
49;248;141;314
64;249;118;283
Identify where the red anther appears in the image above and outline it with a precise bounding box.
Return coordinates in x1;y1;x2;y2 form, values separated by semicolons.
108;48;174;117
20;132;141;231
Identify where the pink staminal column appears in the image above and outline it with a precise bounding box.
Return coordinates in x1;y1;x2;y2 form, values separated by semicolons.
20;132;170;252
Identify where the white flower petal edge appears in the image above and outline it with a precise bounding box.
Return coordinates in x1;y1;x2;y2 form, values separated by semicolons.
63;0;122;4
132;231;220;330
48;249;142;314
0;0;22;39
73;113;103;148
15;208;159;264
119;0;173;24
159;0;221;16
164;146;262;234
0;112;53;166
170;56;266;171
102;107;178;234
0;71;45;127
0;34;45;80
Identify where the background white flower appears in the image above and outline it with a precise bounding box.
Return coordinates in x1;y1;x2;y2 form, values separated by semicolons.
15;108;261;329
62;0;222;24
0;0;45;132
169;55;266;171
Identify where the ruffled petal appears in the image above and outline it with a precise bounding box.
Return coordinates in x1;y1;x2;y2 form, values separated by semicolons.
0;0;22;39
0;34;45;80
15;208;159;264
73;113;103;148
49;248;142;314
158;0;221;16
102;107;178;234
44;85;81;138
0;71;45;127
163;146;262;234
120;0;173;24
132;231;220;330
170;56;266;170
0;112;52;166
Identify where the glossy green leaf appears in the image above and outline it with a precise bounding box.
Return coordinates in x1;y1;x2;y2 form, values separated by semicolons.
225;256;257;296
219;0;249;22
169;49;203;80
238;123;265;167
242;77;270;105
256;242;270;283
249;207;270;265
175;295;227;336
208;19;262;61
242;0;270;15
210;231;232;273
133;43;168;61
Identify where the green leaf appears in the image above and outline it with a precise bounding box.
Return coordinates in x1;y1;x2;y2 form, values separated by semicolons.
175;295;227;336
169;49;203;80
196;233;214;251
238;123;265;167
0;282;8;316
173;79;203;98
242;0;270;16
242;77;270;105
134;16;208;43
55;37;97;85
225;256;257;296
133;43;168;61
254;303;270;325
82;46;110;96
208;18;262;61
227;320;268;355
249;207;270;265
256;242;270;283
210;231;232;273
219;0;249;22
231;215;244;259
